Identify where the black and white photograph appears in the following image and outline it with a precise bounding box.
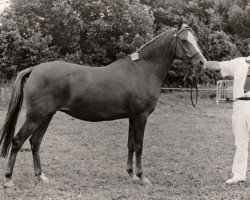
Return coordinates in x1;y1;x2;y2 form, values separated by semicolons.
0;0;250;199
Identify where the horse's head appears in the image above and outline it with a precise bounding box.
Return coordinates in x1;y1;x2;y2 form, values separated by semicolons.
173;19;207;71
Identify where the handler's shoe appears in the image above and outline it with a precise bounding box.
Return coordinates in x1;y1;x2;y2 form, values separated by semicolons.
225;176;246;184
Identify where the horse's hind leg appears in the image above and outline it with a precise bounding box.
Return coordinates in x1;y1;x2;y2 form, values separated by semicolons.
4;118;41;188
29;115;53;183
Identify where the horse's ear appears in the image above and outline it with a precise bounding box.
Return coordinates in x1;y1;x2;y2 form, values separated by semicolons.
177;18;183;31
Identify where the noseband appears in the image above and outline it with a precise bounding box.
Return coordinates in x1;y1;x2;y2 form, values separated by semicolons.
173;27;200;108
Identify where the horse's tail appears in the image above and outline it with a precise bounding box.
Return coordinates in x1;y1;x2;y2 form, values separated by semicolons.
0;67;33;157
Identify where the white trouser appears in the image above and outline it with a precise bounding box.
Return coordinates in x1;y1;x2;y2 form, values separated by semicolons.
232;100;250;179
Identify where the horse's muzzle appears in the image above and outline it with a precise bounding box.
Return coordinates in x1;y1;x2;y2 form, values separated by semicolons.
191;54;207;71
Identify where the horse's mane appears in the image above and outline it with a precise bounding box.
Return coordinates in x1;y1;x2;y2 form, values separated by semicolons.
137;28;175;52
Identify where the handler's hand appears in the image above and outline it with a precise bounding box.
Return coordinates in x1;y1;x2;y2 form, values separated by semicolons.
246;56;250;64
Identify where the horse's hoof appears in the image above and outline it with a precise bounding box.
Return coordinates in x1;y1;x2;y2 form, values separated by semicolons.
38;173;50;183
132;175;141;184
3;180;14;188
141;177;152;186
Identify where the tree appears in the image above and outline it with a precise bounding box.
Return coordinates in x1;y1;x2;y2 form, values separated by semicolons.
0;6;59;78
76;0;155;66
0;0;155;70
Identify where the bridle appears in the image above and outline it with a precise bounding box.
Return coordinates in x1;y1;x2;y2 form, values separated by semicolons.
174;27;202;60
173;27;201;108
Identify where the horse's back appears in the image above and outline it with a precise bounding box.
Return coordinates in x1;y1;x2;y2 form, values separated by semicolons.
23;60;159;121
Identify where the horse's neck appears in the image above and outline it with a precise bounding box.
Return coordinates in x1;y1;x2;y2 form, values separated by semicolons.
138;31;176;84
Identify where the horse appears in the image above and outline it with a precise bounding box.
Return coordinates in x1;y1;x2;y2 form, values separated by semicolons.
0;20;207;187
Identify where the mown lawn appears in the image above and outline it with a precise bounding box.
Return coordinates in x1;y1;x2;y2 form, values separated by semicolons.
0;93;250;200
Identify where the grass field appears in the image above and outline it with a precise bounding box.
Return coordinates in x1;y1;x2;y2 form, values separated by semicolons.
0;93;250;200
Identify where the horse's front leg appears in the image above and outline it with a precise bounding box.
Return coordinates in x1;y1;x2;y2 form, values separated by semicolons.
126;118;134;177
127;113;152;186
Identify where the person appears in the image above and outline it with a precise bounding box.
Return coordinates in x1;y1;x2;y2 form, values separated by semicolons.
205;38;250;184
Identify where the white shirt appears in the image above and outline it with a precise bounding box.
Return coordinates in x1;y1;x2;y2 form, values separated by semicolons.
219;57;250;100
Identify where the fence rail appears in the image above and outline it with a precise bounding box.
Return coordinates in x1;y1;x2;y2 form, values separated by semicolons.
160;88;217;91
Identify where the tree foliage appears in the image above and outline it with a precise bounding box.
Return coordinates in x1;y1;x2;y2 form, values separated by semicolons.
0;0;249;86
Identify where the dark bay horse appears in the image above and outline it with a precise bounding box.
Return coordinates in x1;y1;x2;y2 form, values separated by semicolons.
0;21;206;187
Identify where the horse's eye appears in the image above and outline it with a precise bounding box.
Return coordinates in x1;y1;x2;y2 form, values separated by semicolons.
181;39;188;43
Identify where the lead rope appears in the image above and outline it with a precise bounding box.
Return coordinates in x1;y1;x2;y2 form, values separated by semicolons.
183;64;198;108
190;74;198;108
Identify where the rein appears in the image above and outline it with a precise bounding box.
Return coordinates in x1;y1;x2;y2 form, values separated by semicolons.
174;28;199;108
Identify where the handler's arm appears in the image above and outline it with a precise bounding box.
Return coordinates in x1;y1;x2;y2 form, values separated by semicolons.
205;61;221;71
